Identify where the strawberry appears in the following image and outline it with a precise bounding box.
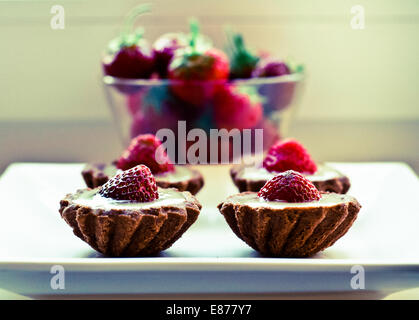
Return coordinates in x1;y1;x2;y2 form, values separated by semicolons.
256;60;301;114
130;108;177;140
153;30;212;79
153;32;189;78
99;165;158;202
168;20;229;106
116;134;174;174
226;31;260;79
129;85;202;138
213;84;263;131
263;139;317;174
102;39;154;79
126;90;146;115
252;59;291;78
102;5;154;79
258;170;321;203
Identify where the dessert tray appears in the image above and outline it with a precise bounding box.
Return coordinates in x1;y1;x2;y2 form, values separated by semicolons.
0;162;419;297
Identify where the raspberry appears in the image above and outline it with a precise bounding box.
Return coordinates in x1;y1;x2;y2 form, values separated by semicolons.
99;165;158;202
263;139;317;174
258;170;321;203
116;134;174;174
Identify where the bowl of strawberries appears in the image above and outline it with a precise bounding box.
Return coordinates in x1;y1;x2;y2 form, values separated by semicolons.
103;6;304;163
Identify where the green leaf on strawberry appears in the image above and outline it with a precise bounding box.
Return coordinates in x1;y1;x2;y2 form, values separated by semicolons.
286;58;305;74
107;28;145;54
226;30;260;79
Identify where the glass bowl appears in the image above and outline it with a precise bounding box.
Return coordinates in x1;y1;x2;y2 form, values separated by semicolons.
103;73;304;164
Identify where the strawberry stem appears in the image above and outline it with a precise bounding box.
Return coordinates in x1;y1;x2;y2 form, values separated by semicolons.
188;18;200;54
121;3;151;44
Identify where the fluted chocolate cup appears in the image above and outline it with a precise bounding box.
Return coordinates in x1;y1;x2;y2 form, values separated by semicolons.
230;163;351;194
218;192;360;257
59;188;201;257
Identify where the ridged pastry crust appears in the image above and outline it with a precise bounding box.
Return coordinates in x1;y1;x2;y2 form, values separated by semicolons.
59;188;202;257
218;192;361;257
230;164;351;194
82;163;205;195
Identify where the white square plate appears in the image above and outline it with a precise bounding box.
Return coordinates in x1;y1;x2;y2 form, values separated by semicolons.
0;162;418;296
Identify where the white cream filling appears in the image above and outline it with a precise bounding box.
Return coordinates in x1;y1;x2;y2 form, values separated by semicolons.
234;192;350;210
73;188;186;210
155;166;193;183
106;165;193;183
238;164;341;182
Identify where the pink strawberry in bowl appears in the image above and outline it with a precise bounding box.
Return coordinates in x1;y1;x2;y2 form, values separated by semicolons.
130;105;181;139
153;31;212;77
168;48;229;106
153;32;189;79
213;84;263;131
102;4;154;94
254;59;303;112
252;59;291;78
102;35;154;79
129;85;202;139
168;20;229;106
126;89;147;116
153;22;212;79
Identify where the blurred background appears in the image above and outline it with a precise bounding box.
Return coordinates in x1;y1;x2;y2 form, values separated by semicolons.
0;0;418;173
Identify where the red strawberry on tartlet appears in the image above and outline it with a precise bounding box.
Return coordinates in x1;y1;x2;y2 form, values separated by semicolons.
115;134;175;174
263;139;317;174
61;164;202;257
258;170;321;203
82;134;205;195
218;169;360;257
230;139;351;194
99;165;159;202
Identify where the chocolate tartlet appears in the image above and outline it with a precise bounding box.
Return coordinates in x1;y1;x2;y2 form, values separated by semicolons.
59;187;202;257
82;163;204;195
218;192;360;257
230;163;351;194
